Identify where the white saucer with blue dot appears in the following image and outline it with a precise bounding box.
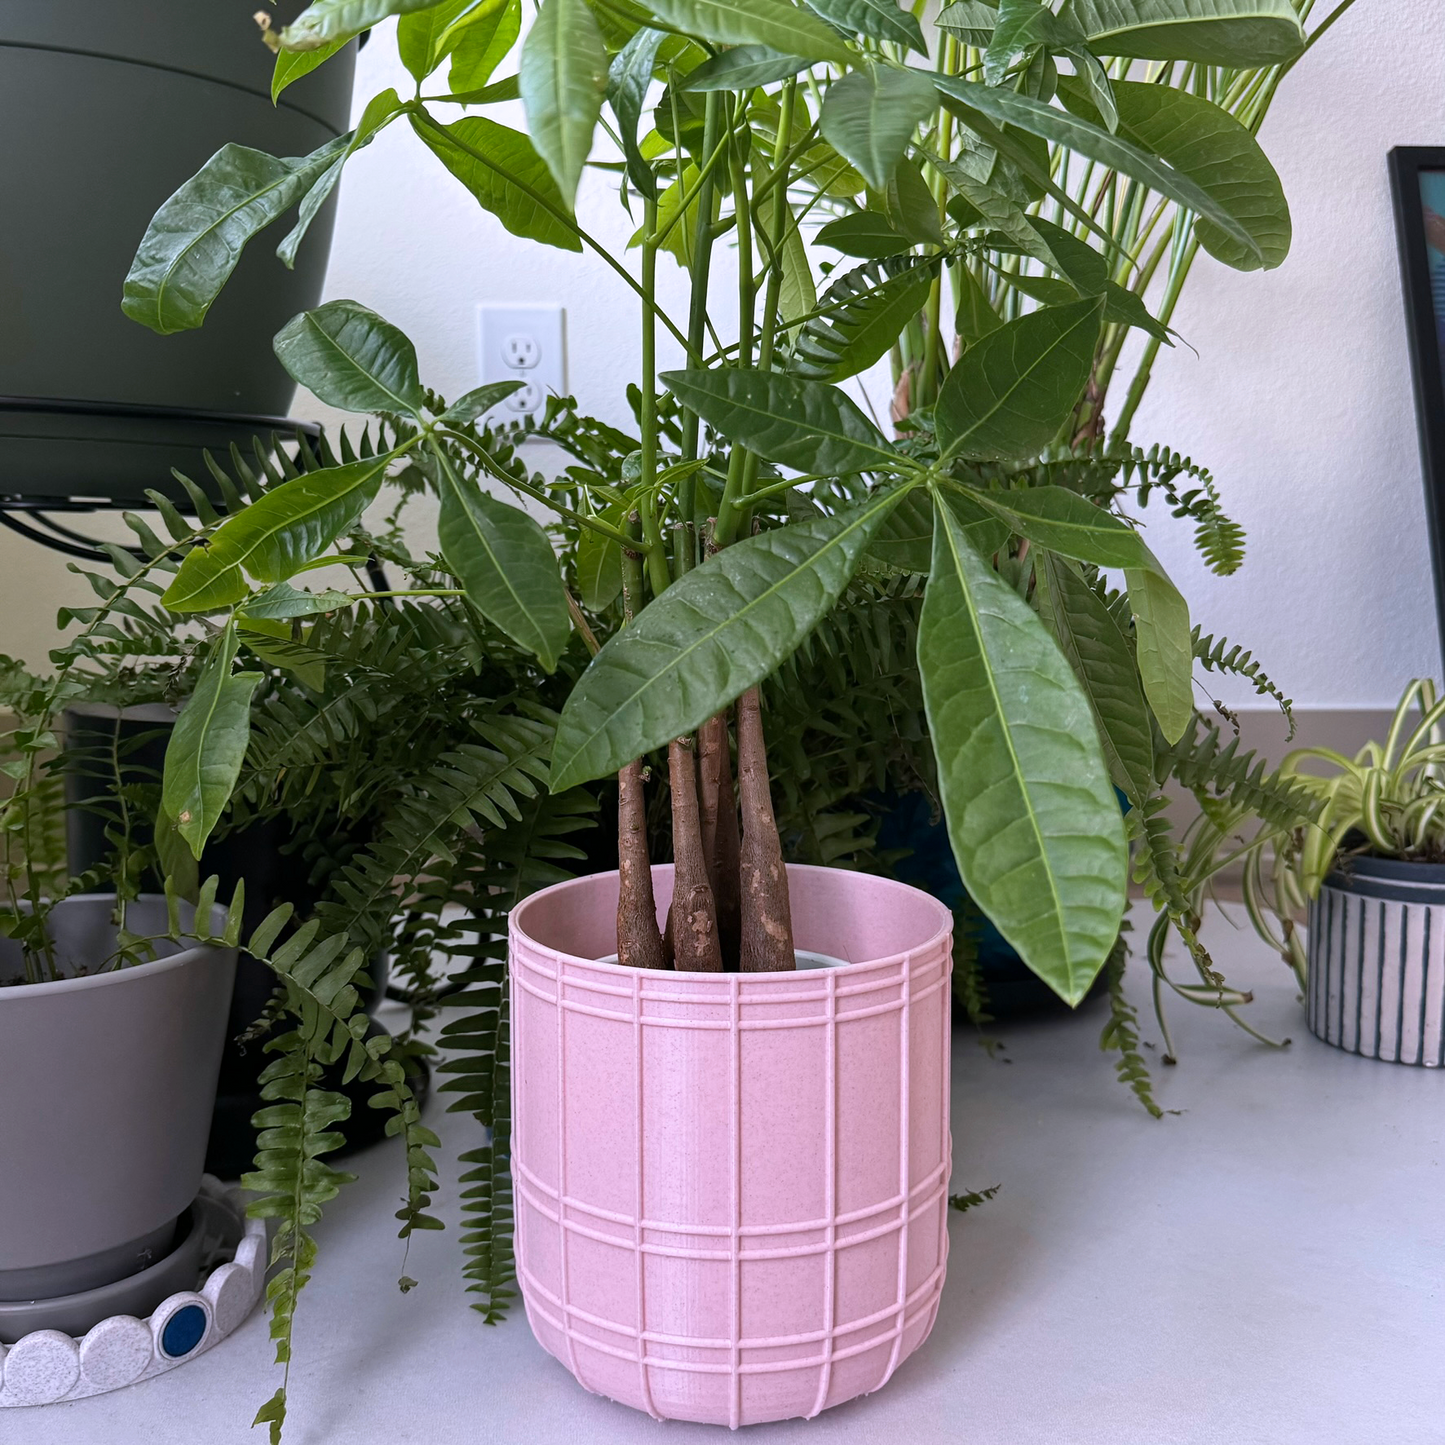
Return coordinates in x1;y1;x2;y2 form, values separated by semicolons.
0;1177;265;1407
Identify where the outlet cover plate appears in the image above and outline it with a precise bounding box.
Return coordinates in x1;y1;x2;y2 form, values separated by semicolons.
477;305;566;426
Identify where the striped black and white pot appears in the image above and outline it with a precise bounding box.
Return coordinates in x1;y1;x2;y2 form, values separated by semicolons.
1308;856;1445;1065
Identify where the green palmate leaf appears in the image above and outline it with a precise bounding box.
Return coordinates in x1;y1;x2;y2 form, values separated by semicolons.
645;0;852;64
1104;281;1171;343
1030;217;1108;294
272;38;348;100
449;0;522;90
608;28;668;199
163;453;396;612
937;0;999;46
778;220;816;325
1079;79;1291;271
680;44;812;90
239;622;329;691
162;626;262;859
883;155;946;245
274;300;425;416
1126;561;1194;744
662;368;901;474
1034;551;1155;805
433;457;572;670
806;0;926;52
551;490;904;789
934;295;1102;460
279;0;450;49
789;257;934;382
521;0;609;208
986;0;1115;131
819;66;939;194
932;73;1267;267
239;581;354;620
954;264;1003;348
815;210;910;258
441;379;525;424
122;136;348;335
798;141;866;199
919;495;1127;1004
576;504;625;611
414;114;583;251
929;149;1068;274
863;486;935;573
399;0;495;78
1064;0;1305;65
277;89;404;269
968;484;1153;570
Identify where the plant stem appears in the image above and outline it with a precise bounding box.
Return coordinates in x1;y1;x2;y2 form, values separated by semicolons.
666;737;723;972
735;686;794;972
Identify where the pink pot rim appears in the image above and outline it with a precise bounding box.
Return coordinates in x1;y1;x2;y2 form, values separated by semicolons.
510;863;954;981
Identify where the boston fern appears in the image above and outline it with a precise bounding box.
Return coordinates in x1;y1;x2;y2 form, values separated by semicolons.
4;0;1345;1433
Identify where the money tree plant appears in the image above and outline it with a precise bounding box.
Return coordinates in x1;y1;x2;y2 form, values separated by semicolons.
125;0;1327;999
114;0;1339;1427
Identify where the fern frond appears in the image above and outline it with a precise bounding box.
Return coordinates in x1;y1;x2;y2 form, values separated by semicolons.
1097;930;1162;1118
1192;628;1293;722
1157;716;1318;831
1116;443;1245;576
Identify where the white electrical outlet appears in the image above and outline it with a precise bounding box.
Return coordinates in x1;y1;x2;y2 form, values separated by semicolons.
478;305;566;425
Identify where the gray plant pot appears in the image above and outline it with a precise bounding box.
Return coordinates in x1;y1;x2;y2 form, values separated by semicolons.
0;3;356;504
0;895;237;1325
1308;856;1445;1065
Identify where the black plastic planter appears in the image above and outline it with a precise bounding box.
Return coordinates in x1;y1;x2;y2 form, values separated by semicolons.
0;3;356;505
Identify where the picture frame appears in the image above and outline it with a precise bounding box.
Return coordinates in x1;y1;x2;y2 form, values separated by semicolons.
1389;146;1445;667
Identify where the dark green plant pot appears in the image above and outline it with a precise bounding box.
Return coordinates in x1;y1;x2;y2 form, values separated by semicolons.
0;3;356;505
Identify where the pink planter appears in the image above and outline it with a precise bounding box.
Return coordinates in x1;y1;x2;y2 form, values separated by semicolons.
509;863;953;1427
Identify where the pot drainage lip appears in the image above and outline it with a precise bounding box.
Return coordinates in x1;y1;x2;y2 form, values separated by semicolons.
0;1176;265;1407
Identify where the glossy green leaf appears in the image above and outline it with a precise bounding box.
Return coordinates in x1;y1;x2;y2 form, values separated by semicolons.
954;264;1003;348
449;0;522;90
163;453;395;612
1035;551;1155;805
551;491;903;788
934;295;1102;461
414;114;583;251
929;149;1068;274
819;66;939;194
276;90;404;269
162;626;262;859
883;155;945;245
279;0;451;49
985;0;1115;131
1029;216;1108;294
399;0;495;78
937;0;999;45
968;485;1153;570
815;210;910;258
789;257;934;382
1064;0;1305;65
806;0;925;52
272;38;348;100
932;73;1266;267
778;219;816;325
434;459;572;670
1104;281;1171;343
798;142;866;199
274;300;425;416
239;581;354;620
122;136;348;335
521;0;609;208
576;504;626;611
661;368;901;474
1089;80;1290;271
440;379;525;424
919;494;1126;1004
1126;560;1194;744
645;0;852;64
680;44;811;90
608;28;667;199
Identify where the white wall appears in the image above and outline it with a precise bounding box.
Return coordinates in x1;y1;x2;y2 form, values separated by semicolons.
4;1;1442;714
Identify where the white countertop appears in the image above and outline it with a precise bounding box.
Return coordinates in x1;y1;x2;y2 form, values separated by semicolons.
18;906;1444;1444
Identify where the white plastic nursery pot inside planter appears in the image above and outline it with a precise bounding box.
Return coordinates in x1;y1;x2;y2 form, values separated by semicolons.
0;894;236;1337
509;863;954;1427
1308;856;1445;1065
